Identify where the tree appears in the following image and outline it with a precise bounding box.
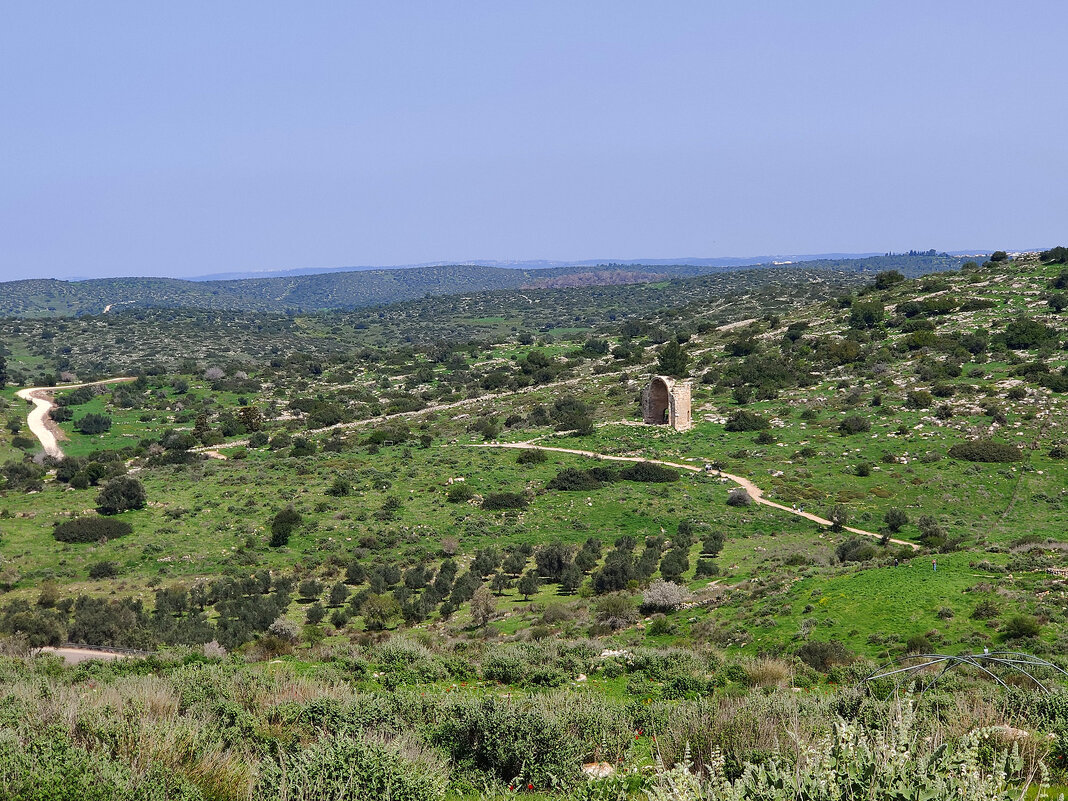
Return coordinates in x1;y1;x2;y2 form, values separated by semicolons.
829;504;847;532
305;602;326;625
884;508;908;533
328;582;349;608
361;594;400;631
75;413;112;435
656;339;690;378
95;476;146;515
517;570;540;601
490;570;511;596
0;354;6;389
701;531;725;557
269;507;302;547
559;563;583;594
470;586;496;627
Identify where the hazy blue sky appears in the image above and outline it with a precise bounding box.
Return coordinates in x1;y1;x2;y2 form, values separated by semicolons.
2;2;1065;280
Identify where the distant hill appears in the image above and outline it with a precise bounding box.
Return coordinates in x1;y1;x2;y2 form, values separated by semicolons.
0;252;973;317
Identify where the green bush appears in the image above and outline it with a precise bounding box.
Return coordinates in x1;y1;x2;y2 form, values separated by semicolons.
619;461;679;483
516;448;547;464
53;516;133;543
74;413;112;435
547;468;604;491
95;476;146;515
724;410;770;432
797;640;854;672
838;415;871;435
1003;614;1042;640
948;440;1023;463
482;492;528;510
446;482;474;502
257;734;447;801
269;507;302;547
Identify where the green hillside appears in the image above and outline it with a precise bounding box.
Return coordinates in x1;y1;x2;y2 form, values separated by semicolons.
0;252;968;317
0;250;1066;799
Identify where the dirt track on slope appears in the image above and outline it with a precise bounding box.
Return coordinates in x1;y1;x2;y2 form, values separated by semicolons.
470;441;919;550
16;378;136;459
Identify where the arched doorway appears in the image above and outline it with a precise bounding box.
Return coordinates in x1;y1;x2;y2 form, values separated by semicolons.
644;377;670;425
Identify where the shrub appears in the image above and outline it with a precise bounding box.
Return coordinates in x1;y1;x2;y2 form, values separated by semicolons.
74;413;112;435
446;483;474;502
742;657;792;688
257;734;448;801
905;634;931;653
594;593;638;630
726;489;752;507
269;507;302;547
547;468;603;491
87;560;119;579
516;448;547;464
797;640;854;672
724;410;770;432
95;476;145;515
1003;614;1042;640
53;516;132;543
619;461;679;483
948;440;1024;463
971;600;999;620
836;537;875;563
641;580;691;612
838;415;871;435
482;492;528;510
884;507;908;533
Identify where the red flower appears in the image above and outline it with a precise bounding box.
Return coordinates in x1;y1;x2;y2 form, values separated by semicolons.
527;783;534;790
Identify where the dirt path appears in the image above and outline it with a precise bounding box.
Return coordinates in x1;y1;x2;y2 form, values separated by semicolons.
470;441;919;550
34;646;134;664
16;377;136;459
193;375;591;452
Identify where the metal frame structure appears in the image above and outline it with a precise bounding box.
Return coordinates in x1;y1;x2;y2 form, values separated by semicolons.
862;651;1068;695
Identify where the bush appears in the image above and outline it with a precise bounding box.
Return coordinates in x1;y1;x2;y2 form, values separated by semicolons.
838;415;871;435
726;489;752;507
835;537;875;563
1003;614;1042;640
74;413;112;435
884;507;908;533
269;507;302;547
53;516;132;544
482;492;528;510
971;600;999;620
516;448;547;464
95;476;146;515
641;580;691;612
948;440;1024;463
446;482;474;502
547;468;604;491
257;734;448;801
797;640;854;672
87;560;119;579
724;410;770;432
619;461;678;483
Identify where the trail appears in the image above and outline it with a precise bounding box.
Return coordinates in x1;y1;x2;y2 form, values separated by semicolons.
16;377;136;459
193;374;590;452
34;646;134;664
469;441;920;550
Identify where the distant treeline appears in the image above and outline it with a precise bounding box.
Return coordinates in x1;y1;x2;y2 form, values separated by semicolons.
0;253;971;318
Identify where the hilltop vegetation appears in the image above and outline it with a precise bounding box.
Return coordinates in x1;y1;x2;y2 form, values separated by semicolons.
0;252;968;317
0;250;1066;798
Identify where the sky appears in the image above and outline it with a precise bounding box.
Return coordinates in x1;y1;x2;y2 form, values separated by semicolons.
2;2;1066;281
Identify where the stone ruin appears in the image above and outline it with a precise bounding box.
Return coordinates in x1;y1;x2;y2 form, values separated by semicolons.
640;375;693;431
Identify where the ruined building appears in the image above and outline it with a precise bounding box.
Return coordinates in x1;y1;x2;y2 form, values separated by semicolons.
641;375;693;431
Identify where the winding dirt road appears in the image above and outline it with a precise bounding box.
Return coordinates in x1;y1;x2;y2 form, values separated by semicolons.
16;378;135;459
470;441;919;550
